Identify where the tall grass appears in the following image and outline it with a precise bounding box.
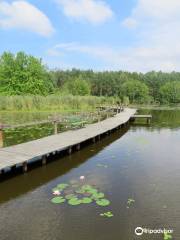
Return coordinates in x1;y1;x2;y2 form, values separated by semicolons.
0;95;116;112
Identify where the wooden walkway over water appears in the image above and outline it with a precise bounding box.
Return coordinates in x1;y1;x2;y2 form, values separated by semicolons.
0;108;136;174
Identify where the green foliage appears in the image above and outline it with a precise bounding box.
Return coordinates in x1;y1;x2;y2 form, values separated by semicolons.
63;77;91;96
0;95;114;111
68;198;82;206
120;80;150;103
50;69;180;104
0;51;54;95
100;211;114;218
160;81;180;104
81;197;93;204
127;198;135;208
96;199;110;206
51;181;112;211
51;197;66;204
0;51;179;105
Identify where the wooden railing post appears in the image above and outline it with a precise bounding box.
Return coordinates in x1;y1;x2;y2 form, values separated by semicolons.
0;128;4;148
53;120;58;135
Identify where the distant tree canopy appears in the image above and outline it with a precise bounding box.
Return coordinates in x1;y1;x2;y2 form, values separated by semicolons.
63;77;91;96
160;81;180;104
120;80;150;104
0;51;180;105
0;52;54;95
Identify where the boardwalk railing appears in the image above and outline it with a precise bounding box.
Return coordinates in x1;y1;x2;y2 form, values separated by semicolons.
0;107;120;148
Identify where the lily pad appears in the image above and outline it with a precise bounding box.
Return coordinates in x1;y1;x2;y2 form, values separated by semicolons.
68;198;82;206
100;211;114;218
65;194;77;200
96;199;110;206
75;189;85;194
91;192;105;199
81;185;93;190
51;197;66;204
81;197;93;204
87;188;98;194
57;183;69;190
52;187;59;192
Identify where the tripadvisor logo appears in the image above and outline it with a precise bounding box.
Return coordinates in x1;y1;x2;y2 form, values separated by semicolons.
135;227;173;236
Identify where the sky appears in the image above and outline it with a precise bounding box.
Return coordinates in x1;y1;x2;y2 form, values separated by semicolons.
0;0;180;72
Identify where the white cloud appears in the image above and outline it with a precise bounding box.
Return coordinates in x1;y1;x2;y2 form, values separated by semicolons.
47;1;180;72
47;40;180;72
55;0;113;24
119;0;180;72
0;1;54;36
122;18;137;29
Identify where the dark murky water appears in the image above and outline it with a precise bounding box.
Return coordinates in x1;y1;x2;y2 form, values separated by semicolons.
0;110;180;240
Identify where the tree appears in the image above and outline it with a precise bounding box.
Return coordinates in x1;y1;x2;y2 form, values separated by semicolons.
63;77;91;96
160;81;180;104
0;51;54;95
120;80;150;103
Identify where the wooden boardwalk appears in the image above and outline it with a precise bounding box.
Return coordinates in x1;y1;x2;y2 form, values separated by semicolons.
0;108;136;174
131;114;152;124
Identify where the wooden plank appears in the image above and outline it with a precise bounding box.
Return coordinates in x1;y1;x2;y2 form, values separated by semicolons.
0;108;136;172
132;115;152;118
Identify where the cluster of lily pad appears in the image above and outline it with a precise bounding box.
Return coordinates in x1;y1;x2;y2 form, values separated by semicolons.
51;182;111;209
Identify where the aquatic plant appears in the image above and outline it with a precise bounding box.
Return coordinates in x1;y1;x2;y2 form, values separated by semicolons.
91;192;105;200
80;176;85;180
53;190;61;196
96;199;110;206
65;194;77;200
51;180;112;214
100;211;114;218
81;197;93;204
51;197;66;204
57;183;69;190
68;198;82;206
127;198;135;208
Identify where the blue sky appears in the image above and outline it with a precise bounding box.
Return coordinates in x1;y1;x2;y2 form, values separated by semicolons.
0;0;180;72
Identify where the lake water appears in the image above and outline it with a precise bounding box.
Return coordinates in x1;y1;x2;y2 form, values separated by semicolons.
0;109;180;240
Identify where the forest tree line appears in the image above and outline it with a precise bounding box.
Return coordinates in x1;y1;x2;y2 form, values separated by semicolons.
0;51;179;104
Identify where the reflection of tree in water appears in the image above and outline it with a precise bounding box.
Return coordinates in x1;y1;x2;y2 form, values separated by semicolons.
137;109;180;129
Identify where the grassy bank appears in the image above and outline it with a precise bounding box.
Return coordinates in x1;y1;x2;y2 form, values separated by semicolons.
0;95;116;112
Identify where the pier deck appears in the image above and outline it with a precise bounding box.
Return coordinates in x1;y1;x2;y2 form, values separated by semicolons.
0;108;136;174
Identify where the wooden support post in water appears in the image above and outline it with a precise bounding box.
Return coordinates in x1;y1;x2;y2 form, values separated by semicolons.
23;162;28;173
11;165;16;172
98;135;101;141
68;147;72;155
0;129;4;148
76;144;80;151
92;137;96;143
42;156;47;165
